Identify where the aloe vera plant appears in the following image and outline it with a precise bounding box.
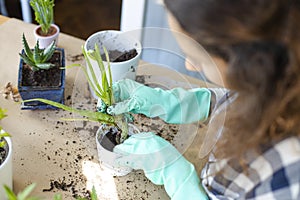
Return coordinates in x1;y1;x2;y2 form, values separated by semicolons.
24;44;129;142
19;33;56;71
30;0;55;35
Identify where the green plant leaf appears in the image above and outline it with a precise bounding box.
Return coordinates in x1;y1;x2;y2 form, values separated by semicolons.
0;141;5;147
74;186;98;200
33;43;42;64
0;107;10;148
93;45;108;97
102;46;113;105
101;71;108;101
0;132;11;138
81;44;114;107
23;98;115;125
19;53;36;69
66;63;105;100
103;47;113;94
17;183;37;200
90;186;98;200
36;63;54;70
93;45;106;76
0;107;7;120
3;185;17;200
42;41;56;62
83;47;104;98
22;34;33;61
53;194;62;200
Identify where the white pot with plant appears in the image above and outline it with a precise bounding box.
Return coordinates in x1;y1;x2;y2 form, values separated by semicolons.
84;30;142;99
30;0;60;49
24;44;139;176
0;108;12;200
96;122;140;176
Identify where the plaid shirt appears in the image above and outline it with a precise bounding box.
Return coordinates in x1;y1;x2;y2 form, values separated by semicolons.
201;136;300;200
201;90;300;200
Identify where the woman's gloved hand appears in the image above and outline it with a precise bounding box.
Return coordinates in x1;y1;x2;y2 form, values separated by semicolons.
113;132;208;200
103;79;211;124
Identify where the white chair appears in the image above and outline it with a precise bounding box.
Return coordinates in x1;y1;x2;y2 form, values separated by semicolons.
0;0;32;23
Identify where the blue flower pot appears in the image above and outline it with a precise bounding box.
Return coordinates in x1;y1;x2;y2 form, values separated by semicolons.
18;48;65;110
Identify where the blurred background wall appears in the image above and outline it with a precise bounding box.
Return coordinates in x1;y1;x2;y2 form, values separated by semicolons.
3;0;206;80
4;0;121;39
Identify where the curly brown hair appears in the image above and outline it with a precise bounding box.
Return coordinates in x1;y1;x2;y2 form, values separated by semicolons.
164;0;300;159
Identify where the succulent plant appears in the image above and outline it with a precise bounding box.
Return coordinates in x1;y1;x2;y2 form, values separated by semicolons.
19;33;56;71
30;0;55;35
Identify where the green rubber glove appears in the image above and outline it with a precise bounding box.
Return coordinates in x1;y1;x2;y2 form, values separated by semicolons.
113;132;208;200
107;79;211;124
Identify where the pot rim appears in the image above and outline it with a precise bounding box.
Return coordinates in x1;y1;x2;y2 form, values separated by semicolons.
34;23;60;39
84;30;142;64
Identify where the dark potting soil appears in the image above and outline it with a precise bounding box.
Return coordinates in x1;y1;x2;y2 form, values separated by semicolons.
42;177;92;199
101;49;138;62
36;26;58;36
42;178;74;192
99;125;122;151
21;52;62;87
0;142;8;166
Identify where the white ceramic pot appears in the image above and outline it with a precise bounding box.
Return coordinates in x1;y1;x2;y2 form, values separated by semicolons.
96;123;139;176
33;24;60;49
0;136;13;200
84;30;142;99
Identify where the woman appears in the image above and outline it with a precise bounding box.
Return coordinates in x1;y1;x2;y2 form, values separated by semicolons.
107;0;300;199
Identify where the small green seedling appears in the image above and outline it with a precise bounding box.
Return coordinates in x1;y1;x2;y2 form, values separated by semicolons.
0;107;10;148
30;0;55;35
75;187;98;200
19;34;56;71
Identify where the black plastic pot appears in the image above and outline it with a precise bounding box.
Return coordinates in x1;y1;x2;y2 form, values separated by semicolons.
17;48;65;110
